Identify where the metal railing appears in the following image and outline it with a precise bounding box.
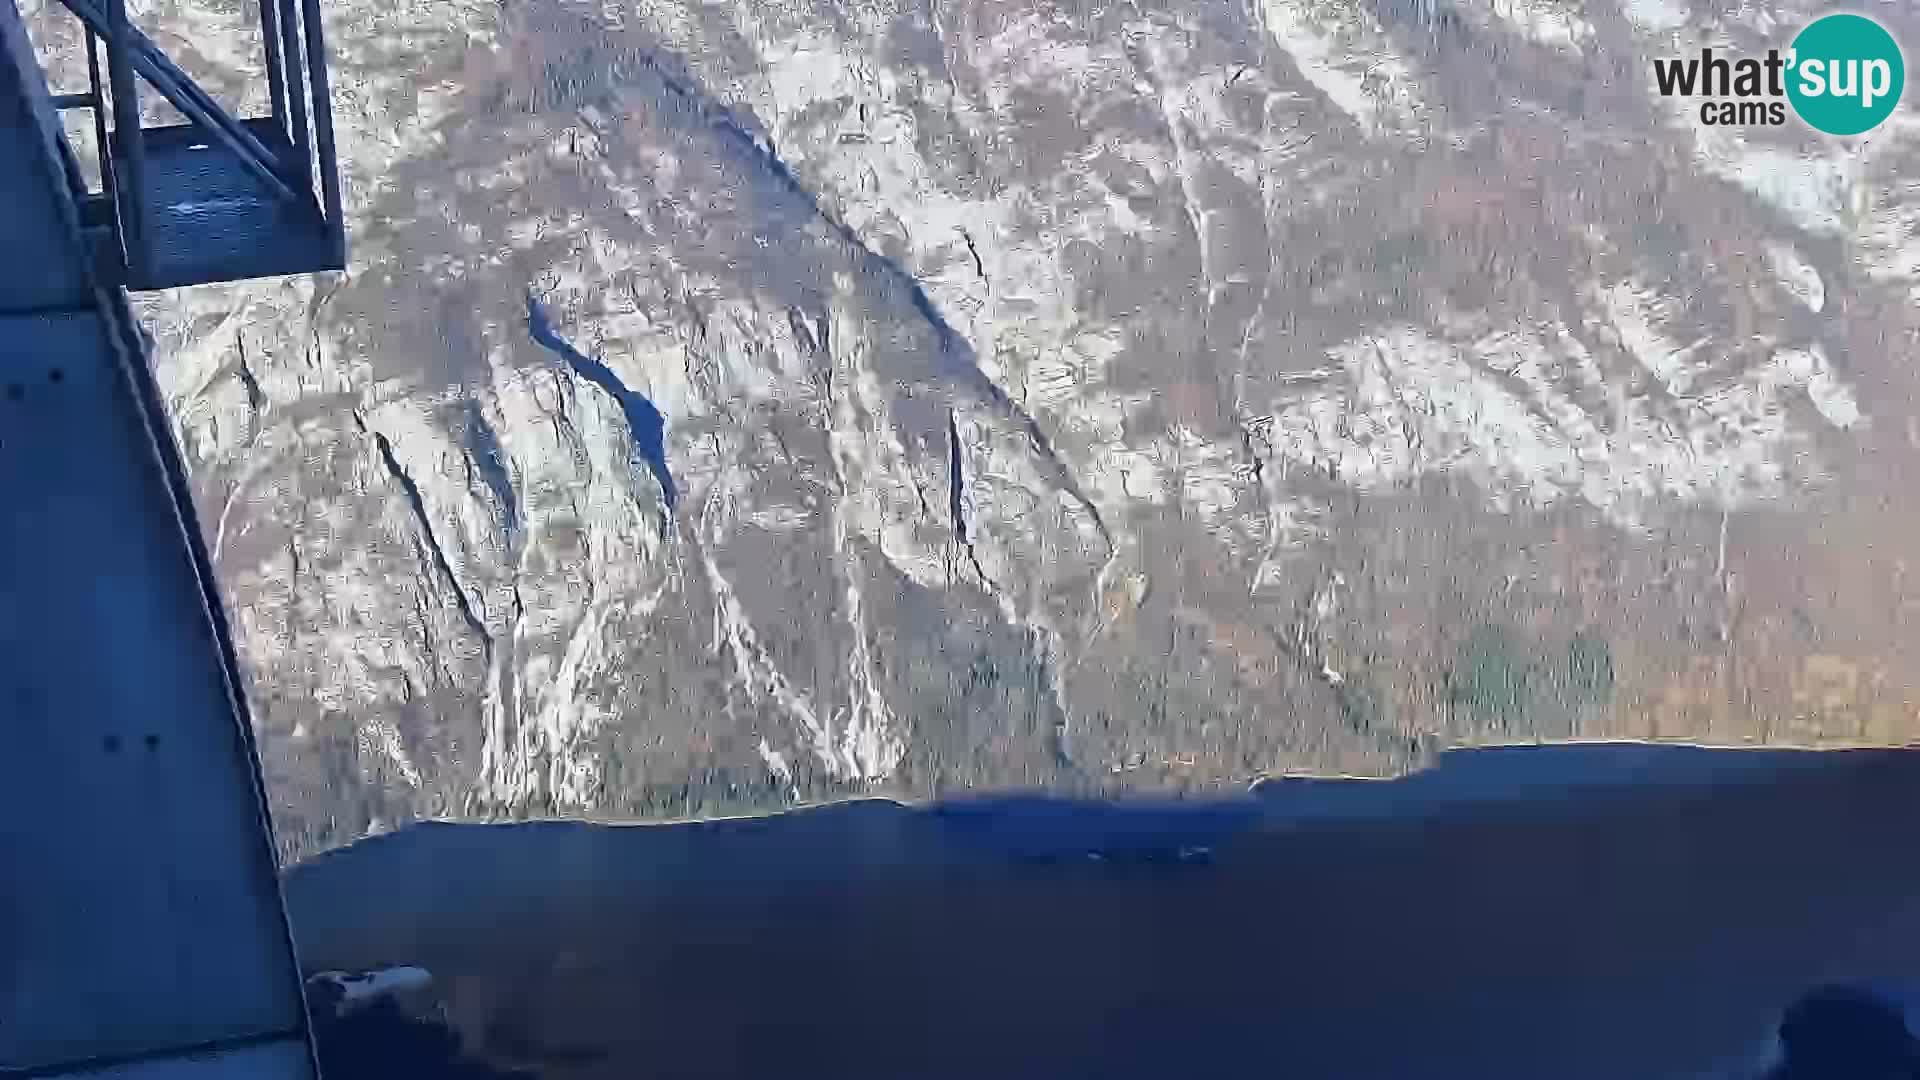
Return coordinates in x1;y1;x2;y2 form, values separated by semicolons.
46;0;344;282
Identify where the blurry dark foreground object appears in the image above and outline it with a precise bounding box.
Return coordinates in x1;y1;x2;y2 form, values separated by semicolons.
301;969;1920;1080
1768;985;1920;1080
307;970;528;1080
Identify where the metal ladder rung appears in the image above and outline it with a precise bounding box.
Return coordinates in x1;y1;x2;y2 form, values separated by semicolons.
51;91;97;109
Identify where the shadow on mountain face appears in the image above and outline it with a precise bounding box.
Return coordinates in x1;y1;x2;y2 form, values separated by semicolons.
524;294;676;511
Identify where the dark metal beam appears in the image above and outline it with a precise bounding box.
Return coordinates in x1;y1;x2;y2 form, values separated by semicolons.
276;0;309;186
102;0;143;282
298;0;340;246
255;0;288;138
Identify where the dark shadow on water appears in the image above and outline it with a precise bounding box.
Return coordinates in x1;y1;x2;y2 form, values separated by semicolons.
287;745;1920;1080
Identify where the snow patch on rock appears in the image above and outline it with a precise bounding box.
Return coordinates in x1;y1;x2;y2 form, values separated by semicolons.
1255;291;1865;522
1484;0;1593;51
1258;0;1427;136
1766;243;1826;313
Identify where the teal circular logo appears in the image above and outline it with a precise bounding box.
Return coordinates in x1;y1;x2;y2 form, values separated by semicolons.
1787;14;1905;135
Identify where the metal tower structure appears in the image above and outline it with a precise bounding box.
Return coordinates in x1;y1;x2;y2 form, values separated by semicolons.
31;0;344;288
0;0;344;1069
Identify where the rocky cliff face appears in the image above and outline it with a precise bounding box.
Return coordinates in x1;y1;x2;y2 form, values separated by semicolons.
23;0;1920;858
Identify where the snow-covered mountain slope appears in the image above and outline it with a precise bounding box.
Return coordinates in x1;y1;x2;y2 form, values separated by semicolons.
22;0;1920;858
